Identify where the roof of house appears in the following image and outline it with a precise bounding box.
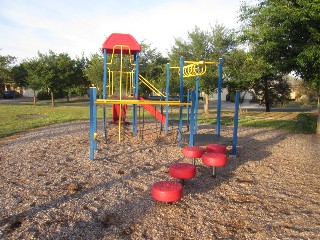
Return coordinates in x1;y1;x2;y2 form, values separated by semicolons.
102;33;141;55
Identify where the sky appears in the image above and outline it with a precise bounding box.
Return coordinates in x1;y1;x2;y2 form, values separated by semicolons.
0;0;242;61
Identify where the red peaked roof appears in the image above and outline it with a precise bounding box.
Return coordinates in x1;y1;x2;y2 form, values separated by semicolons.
102;33;141;55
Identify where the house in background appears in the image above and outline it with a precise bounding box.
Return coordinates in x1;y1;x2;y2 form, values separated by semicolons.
0;78;23;96
283;75;302;100
22;88;39;97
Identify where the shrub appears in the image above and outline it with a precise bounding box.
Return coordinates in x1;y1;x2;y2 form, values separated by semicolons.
293;113;316;134
37;90;51;100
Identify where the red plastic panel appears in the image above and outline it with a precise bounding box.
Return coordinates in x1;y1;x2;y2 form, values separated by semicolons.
139;96;166;124
152;181;183;202
169;163;196;180
202;152;227;167
112;104;127;123
206;143;227;154
102;33;141;55
182;146;205;158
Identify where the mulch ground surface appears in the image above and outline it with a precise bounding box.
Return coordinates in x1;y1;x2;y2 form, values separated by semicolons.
0;121;319;239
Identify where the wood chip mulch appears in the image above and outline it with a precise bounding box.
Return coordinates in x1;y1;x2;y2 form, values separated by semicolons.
0;121;319;239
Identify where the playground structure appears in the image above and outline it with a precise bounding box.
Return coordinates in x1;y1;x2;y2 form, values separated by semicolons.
89;33;240;161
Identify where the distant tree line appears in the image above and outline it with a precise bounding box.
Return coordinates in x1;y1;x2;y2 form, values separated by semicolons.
1;0;319;132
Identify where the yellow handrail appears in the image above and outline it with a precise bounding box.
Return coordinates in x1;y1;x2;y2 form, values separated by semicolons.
138;75;166;98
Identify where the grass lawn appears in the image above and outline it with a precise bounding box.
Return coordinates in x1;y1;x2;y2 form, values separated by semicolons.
0;105;91;138
0;102;317;138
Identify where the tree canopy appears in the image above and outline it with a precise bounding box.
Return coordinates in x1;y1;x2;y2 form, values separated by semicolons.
169;25;237;114
240;0;320;131
0;52;16;84
240;0;320;93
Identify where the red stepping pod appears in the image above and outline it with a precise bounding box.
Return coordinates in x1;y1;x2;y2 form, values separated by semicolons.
182;146;205;158
202;152;227;178
202;152;227;166
152;181;183;202
206;143;227;154
169;163;196;180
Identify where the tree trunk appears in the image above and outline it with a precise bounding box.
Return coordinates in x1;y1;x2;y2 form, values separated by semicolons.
265;100;271;112
204;93;209;116
33;90;37;106
264;78;271;112
317;96;320;135
66;92;70;102
51;91;55;107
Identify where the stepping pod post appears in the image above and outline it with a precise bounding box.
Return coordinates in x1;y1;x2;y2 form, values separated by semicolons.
202;152;227;178
182;146;205;165
169;162;196;185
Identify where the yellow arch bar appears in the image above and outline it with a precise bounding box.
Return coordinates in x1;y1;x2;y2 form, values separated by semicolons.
106;45;136;66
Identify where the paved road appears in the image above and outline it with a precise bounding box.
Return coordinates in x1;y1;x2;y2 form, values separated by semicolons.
0;97;34;104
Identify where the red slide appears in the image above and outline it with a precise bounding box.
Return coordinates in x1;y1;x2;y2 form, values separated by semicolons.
139;96;166;124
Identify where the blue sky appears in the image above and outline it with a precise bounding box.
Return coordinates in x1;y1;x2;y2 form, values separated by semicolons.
0;0;242;61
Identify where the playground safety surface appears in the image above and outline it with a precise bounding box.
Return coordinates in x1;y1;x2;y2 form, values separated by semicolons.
0;121;319;239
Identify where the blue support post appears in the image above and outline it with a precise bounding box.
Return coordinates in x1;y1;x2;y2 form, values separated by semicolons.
102;49;107;138
132;52;140;136
89;87;97;160
216;58;223;139
232;90;240;156
195;75;200;134
165;63;170;135
178;56;184;146
189;90;196;146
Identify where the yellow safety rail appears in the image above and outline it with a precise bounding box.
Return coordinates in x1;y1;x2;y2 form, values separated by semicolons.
107;69;134;97
138;75;166;98
106;45;136;66
126;71;134;95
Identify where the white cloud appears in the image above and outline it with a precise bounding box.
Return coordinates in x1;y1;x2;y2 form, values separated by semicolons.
0;0;241;61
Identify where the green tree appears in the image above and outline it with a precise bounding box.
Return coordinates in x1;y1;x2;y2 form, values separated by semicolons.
11;63;28;88
252;73;292;108
139;42;168;97
224;50;291;110
83;53;104;97
169;25;236;115
32;51;77;106
224;49;259;100
64;55;89;101
240;0;320;132
23;59;43;105
0;52;16;89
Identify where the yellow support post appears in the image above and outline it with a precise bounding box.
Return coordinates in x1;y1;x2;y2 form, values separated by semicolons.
119;46;123;143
